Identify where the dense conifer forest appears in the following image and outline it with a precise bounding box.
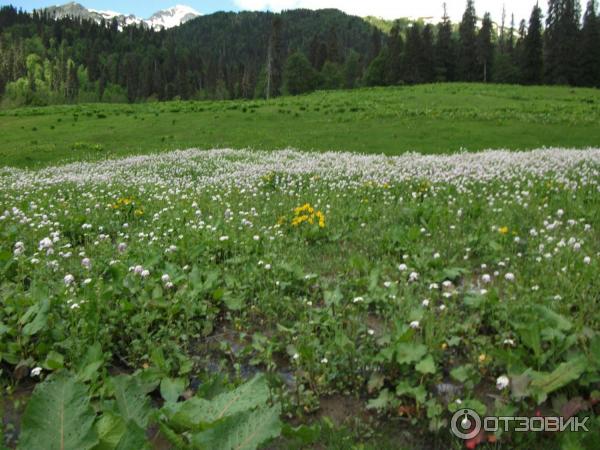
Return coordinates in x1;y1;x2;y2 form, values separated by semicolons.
0;0;598;106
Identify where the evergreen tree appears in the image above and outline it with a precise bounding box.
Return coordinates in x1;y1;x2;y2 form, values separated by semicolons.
477;12;495;82
343;50;361;89
404;24;424;84
435;3;456;82
522;4;544;84
283;51;316;95
265;17;284;99
508;14;516;53
368;28;382;63
320;61;343;89
386;24;404;84
545;0;581;84
458;0;478;81
363;49;388;86
421;24;436;83
326;27;341;64
580;0;600;86
514;19;527;79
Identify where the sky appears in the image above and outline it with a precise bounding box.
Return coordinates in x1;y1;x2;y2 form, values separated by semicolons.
6;0;548;23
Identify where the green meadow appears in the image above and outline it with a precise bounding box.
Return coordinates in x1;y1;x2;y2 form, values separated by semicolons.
1;83;600;167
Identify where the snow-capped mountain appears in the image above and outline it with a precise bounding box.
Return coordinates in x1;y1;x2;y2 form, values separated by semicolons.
40;3;201;30
146;5;201;30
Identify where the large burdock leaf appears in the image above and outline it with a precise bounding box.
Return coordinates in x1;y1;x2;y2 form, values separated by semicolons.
530;356;587;404
164;374;271;430
18;372;98;450
111;375;152;428
191;405;281;450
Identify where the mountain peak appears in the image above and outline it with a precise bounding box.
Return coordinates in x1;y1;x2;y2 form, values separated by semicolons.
40;3;201;30
147;4;201;29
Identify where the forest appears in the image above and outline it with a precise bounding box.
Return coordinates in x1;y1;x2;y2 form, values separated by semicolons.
0;0;599;107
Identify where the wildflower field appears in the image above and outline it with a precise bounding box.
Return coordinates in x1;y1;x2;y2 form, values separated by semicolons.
1;147;599;449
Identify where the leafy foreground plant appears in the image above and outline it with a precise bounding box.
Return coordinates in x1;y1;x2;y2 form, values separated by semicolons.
17;372;281;450
2;148;600;449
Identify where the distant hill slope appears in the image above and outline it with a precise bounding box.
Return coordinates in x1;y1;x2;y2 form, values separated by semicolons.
174;8;377;68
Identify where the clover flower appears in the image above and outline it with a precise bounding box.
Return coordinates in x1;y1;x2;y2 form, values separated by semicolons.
496;375;510;390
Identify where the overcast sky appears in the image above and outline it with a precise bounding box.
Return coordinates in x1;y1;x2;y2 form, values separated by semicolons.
8;0;554;23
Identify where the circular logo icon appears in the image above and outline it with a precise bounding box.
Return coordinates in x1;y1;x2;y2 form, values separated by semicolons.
451;408;482;440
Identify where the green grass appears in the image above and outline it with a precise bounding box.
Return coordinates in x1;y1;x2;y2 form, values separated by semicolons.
1;83;599;167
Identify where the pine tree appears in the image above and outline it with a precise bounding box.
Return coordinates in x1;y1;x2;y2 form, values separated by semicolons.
404;24;424;84
545;0;581;84
421;24;436;83
477;12;494;82
386;24;404;84
508;14;516;53
514;19;527;77
458;0;478;81
265;16;284;99
364;49;388;86
522;4;544;84
499;5;507;53
435;3;456;81
580;0;600;86
368;28;382;64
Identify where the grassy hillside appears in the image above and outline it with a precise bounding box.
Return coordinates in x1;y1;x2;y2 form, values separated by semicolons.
1;83;599;167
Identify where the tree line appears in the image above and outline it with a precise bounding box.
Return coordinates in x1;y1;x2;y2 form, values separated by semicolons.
0;0;598;107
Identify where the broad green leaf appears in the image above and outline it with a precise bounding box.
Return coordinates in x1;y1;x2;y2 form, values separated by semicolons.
18;372;98;450
464;293;484;308
164;374;271;430
160;377;187;404
76;343;104;383
442;267;467;282
450;364;475;383
415;355;436;375
223;293;244;311
111;375;152;428
94;412;126;450
22;298;50;336
395;342;427;365
396;381;427;403
518;325;542;358
78;361;104;383
191;406;281;450
114;421;149;450
159;422;190;450
281;423;321;445
366;388;394;411
43;350;65;370
530;357;587;404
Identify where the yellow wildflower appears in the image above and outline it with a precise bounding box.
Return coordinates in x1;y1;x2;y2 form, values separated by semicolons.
316;211;326;228
498;226;509;235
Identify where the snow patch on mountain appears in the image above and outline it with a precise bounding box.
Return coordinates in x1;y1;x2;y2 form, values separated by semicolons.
41;3;201;30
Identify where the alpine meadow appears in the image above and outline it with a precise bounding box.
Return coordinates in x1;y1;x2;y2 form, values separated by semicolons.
0;1;600;450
